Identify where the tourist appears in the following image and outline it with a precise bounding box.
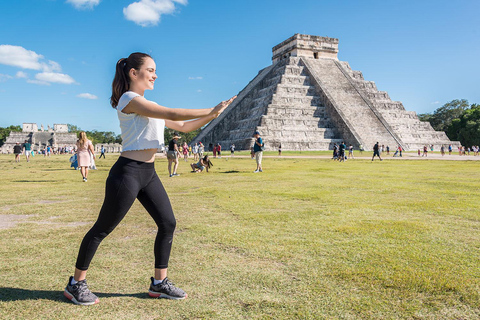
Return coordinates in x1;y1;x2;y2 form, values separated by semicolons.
372;142;382;161
99;145;106;159
278;144;282;156
448;144;452;155
190;155;212;173
213;143;217;158
422;145;428;157
13;142;22;162
332;143;338;160
440;145;445;156
230;143;235;156
23;140;32;162
198;142;204;158
348;144;354;159
192;143;199;161
339;141;346;162
64;52;234;306
182;141;188;161
217;143;222;158
167;134;181;177
46;145;52;157
76;131;95;182
386;145;390;155
253;131;264;172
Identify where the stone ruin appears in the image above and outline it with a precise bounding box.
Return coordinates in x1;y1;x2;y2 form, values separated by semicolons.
192;34;459;151
0;123;77;153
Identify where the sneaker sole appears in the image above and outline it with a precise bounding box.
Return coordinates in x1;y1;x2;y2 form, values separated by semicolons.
148;290;187;300
64;289;100;306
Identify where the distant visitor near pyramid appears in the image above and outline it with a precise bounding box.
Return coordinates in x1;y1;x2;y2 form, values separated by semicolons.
192;34;459;151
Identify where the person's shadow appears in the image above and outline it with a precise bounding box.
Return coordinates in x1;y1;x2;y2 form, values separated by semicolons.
0;287;149;302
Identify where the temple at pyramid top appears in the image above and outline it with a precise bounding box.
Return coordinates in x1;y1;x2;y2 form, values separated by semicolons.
192;34;459;151
272;33;339;63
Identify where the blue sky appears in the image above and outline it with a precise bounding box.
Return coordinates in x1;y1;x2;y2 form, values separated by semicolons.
1;0;479;134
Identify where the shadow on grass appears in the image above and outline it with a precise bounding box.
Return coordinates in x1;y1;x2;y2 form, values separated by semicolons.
0;287;149;302
221;170;240;174
13;180;60;183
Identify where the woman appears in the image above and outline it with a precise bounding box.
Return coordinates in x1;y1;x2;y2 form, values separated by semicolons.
64;52;235;305
182;141;189;161
167;134;181;177
190;155;212;173
76;132;95;182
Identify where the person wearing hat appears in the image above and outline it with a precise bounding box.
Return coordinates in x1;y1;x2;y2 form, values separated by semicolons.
167;134;181;177
253;131;264;173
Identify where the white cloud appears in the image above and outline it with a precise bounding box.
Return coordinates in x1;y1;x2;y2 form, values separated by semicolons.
196;89;202;93
0;74;13;82
188;76;203;80
431;101;440;105
66;0;101;10
0;45;63;72
77;93;98;99
16;71;28;78
35;72;76;84
27;79;51;86
123;0;187;27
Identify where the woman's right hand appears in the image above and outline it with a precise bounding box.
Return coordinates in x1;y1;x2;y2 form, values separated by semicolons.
211;96;237;119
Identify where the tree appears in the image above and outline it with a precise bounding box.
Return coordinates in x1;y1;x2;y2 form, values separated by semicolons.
446;104;480;147
164;128;201;146
423;99;470;132
0;125;22;146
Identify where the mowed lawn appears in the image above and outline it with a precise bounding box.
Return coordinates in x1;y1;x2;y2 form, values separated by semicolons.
0;153;479;319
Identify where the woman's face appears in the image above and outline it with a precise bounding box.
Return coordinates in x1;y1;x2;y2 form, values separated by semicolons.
132;57;157;91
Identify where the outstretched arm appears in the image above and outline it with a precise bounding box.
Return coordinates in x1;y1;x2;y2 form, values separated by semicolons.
122;96;235;122
165;96;236;133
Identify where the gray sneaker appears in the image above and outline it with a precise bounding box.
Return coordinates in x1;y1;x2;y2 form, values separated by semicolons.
148;277;187;300
64;276;99;306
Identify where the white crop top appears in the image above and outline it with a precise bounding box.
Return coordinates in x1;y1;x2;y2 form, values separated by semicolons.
116;91;165;152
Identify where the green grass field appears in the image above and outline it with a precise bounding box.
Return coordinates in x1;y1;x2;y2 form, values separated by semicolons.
0;153;479;319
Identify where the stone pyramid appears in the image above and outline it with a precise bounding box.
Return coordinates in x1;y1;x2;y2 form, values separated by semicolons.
192;34;458;151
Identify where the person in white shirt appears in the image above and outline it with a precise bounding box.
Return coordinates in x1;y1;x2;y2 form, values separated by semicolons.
64;52;235;305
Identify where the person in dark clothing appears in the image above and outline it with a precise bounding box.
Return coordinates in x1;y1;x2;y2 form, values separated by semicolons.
13;142;22;162
372;142;382;161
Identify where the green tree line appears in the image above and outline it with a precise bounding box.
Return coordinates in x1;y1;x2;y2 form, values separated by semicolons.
418;99;480;147
0;125;22;147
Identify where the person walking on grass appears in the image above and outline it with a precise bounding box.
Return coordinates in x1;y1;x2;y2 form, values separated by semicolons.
167;134;181;177
182;141;188;162
99;145;106;159
64;52;235;306
253;131;264;172
23;140;32;162
14;142;22;162
76;132;95;182
348;144;354;159
372;142;382;161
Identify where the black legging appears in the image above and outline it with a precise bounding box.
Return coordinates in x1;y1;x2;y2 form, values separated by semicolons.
75;156;176;270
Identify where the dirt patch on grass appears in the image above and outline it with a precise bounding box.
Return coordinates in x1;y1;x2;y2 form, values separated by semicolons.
0;214;31;229
0;214;90;230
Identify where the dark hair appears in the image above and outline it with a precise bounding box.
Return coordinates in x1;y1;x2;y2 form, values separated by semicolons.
110;52;152;108
203;155;213;169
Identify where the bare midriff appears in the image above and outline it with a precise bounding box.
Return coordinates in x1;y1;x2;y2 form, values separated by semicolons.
120;148;158;163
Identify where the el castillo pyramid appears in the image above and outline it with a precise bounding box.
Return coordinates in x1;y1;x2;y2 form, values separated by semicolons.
192;34;458;151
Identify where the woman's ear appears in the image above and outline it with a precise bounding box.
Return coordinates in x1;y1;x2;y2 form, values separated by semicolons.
129;68;136;79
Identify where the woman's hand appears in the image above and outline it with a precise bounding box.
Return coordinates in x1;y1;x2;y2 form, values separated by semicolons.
211;96;237;119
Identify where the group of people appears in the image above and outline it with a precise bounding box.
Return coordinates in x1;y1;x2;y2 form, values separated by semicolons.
12;140;78;162
332;142;354;161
